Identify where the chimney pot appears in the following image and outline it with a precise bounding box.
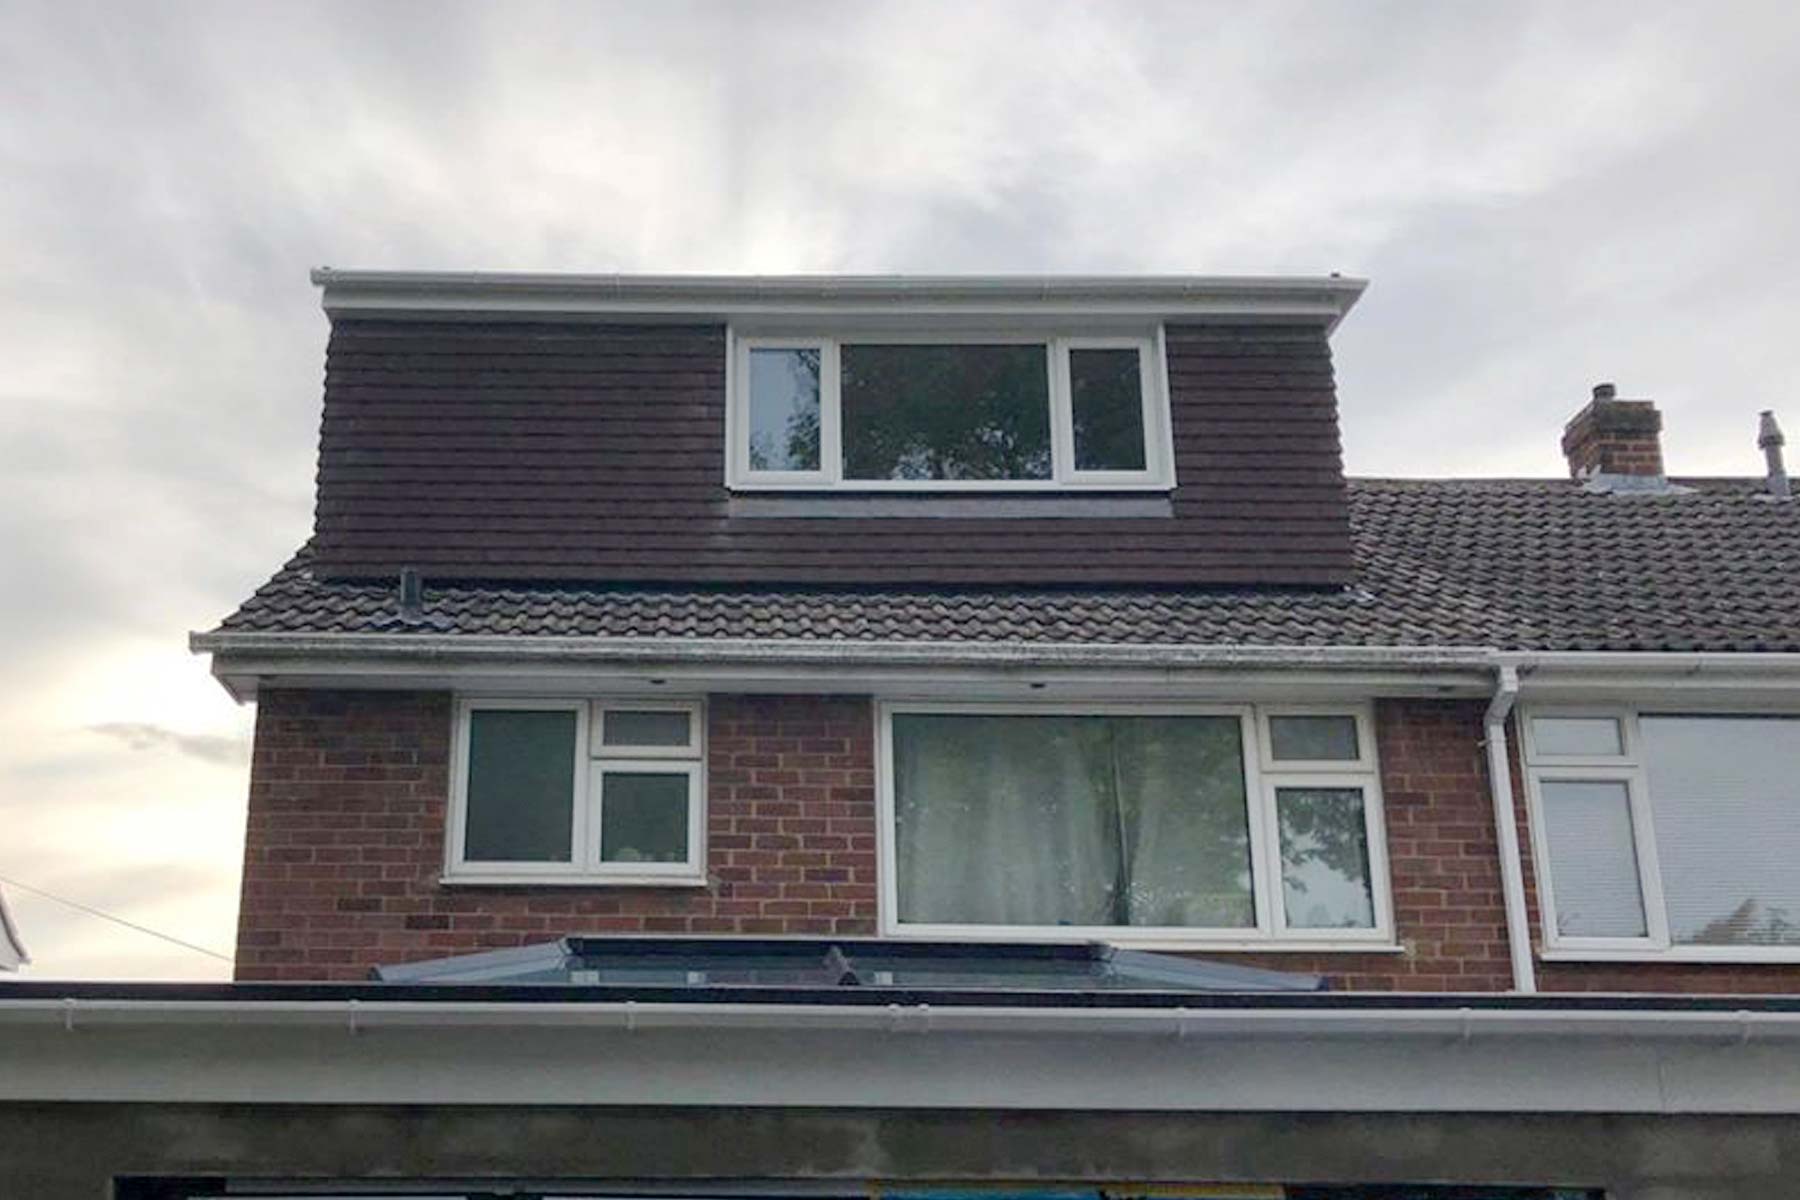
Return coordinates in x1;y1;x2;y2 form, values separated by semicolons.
1561;383;1663;480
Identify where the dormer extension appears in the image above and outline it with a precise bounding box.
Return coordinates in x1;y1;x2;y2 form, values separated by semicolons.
309;271;1364;586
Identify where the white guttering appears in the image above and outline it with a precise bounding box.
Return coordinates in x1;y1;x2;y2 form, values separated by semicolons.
4;997;1800;1039
5;995;1800;1112
1483;665;1536;994
310;269;1368;332
188;632;1490;672
193;635;1800;679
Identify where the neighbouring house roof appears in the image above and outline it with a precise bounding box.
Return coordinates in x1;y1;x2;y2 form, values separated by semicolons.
367;937;1326;993
210;477;1800;653
0;887;26;971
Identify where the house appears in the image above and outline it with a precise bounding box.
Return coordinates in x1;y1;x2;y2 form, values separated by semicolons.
2;271;1799;1197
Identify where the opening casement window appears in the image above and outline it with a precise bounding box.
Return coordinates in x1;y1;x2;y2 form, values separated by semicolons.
448;699;705;885
877;703;1391;947
1523;708;1800;961
729;331;1174;490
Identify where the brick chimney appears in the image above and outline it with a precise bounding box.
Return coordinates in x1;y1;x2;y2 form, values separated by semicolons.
1561;382;1664;479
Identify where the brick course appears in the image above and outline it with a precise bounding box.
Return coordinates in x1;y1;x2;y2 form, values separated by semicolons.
233;689;1800;993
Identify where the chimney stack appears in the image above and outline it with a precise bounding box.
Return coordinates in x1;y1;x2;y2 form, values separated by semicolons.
1561;382;1664;480
1760;410;1791;500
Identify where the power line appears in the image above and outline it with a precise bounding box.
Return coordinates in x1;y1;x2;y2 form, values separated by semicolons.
0;871;233;964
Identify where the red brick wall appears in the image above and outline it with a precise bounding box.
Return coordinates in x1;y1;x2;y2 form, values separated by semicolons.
234;689;1800;993
235;690;877;981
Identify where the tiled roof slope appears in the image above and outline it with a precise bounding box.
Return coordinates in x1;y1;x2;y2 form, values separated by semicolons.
213;477;1800;653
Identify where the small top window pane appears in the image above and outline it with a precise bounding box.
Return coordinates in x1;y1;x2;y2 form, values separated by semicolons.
841;343;1052;481
1268;714;1361;762
747;347;821;472
602;709;692;748
1530;716;1624;757
1069;347;1147;471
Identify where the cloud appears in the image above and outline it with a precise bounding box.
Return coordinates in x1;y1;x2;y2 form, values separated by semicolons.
85;722;249;766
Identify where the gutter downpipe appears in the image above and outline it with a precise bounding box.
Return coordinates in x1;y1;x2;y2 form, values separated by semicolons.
1485;663;1536;993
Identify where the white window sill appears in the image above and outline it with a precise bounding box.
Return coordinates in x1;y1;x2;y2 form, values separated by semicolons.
1539;946;1800;965
440;873;711;889
886;927;1403;954
728;480;1176;494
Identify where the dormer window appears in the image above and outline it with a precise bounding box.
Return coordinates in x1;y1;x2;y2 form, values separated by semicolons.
729;331;1173;490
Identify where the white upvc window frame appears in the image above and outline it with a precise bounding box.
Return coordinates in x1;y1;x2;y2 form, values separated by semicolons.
1522;704;1800;963
727;328;1174;492
1256;705;1377;773
1261;769;1395;941
446;697;707;887
874;700;1393;950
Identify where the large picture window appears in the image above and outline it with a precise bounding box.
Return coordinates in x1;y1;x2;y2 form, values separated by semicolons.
878;703;1390;945
448;698;705;885
1523;708;1800;960
730;332;1172;490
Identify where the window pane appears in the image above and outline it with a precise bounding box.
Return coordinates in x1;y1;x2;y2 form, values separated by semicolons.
1539;779;1647;938
1642;715;1800;946
464;709;576;862
842;344;1051;481
1531;716;1624;757
1070;347;1147;471
747;347;821;472
891;713;1251;928
1268;714;1361;762
1277;787;1375;929
602;709;691;748
600;772;691;864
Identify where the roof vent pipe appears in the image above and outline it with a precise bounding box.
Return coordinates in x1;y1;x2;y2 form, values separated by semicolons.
398;568;424;622
1760;411;1791;500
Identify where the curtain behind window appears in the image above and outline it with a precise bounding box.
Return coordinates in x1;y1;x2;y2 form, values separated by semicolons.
893;713;1252;928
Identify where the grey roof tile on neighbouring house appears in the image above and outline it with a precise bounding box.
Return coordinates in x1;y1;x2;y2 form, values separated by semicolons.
212;477;1800;653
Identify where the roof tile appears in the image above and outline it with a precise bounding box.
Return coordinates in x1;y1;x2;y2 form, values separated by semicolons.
211;478;1800;653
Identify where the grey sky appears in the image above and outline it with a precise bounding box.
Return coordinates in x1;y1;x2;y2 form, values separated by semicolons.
2;0;1796;977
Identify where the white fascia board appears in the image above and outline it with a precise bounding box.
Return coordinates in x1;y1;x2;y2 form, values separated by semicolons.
191;632;1498;701
1507;651;1800;706
311;269;1368;332
1;999;1799;1113
189;631;1493;671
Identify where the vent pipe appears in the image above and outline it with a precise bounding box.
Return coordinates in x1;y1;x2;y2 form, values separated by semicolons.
398;568;424;622
1760;411;1791;500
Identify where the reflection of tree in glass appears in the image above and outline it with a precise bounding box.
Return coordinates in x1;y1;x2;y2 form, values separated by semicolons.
1689;897;1800;946
1070;348;1146;470
842;344;1052;481
1112;717;1253;927
748;349;820;471
1278;787;1373;928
